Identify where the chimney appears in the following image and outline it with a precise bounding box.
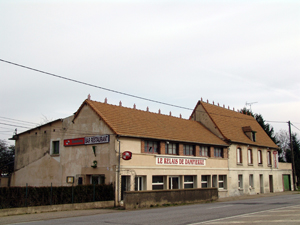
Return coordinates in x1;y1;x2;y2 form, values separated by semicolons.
218;103;219;106
207;99;209;103
213;101;214;105
223;104;225;108
169;111;172;116
133;104;136;109
119;101;122;106
87;94;91;100
104;98;107;103
158;109;161;114
180;114;182;118
146;107;149;112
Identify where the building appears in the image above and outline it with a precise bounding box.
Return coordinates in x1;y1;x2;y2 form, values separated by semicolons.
10;98;293;204
190;100;293;195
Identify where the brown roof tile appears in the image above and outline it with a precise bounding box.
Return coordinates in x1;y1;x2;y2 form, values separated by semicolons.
200;101;278;148
75;99;227;146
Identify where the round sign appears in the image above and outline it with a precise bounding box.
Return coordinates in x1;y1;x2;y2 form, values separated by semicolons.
122;151;132;160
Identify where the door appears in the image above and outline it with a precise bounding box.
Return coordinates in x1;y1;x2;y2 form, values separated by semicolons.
283;175;291;191
269;175;273;192
169;177;180;189
260;174;264;193
121;176;130;200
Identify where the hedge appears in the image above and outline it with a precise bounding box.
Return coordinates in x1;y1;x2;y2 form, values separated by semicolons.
0;183;114;209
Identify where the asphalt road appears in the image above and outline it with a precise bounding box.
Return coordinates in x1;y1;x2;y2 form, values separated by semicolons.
1;192;300;225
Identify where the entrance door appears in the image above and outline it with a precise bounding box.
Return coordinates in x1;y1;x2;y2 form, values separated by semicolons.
260;174;264;193
169;177;180;189
269;175;273;192
283;175;291;191
121;176;130;200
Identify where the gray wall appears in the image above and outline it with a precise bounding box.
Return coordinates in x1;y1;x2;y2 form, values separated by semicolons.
124;188;218;210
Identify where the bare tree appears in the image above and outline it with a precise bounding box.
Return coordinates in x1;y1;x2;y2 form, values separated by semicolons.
276;129;291;162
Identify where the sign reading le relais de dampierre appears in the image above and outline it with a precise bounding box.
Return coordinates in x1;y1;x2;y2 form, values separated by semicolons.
64;134;110;146
156;156;206;166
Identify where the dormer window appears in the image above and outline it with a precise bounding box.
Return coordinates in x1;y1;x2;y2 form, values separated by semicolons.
242;126;256;142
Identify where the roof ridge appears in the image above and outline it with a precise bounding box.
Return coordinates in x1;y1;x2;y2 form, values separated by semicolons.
88;99;188;120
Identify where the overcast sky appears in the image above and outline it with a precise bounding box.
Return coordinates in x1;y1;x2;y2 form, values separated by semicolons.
1;0;299;144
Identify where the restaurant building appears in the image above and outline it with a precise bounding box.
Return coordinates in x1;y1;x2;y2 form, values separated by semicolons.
10;98;293;204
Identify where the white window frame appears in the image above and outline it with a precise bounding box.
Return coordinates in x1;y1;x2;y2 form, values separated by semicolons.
135;176;145;191
184;175;194;189
218;175;227;189
238;174;243;189
248;149;253;165
258;150;262;165
201;175;209;188
267;151;272;166
152;176;164;190
237;148;242;164
200;146;209;157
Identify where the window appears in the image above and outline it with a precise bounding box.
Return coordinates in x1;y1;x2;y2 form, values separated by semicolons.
91;175;105;184
144;141;158;154
184;145;194;156
219;175;227;189
165;143;177;155
214;147;223;158
201;175;209;188
252;132;256;142
52;141;60;154
135;176;145;191
248;149;253;165
258;150;262;164
267;151;272;166
249;174;254;189
200;146;209;157
238;174;243;189
212;175;218;188
237;148;242;164
169;176;180;189
184;176;194;188
152;176;164;190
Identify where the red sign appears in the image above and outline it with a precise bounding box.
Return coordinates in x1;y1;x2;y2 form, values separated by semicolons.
122;151;132;160
64;138;85;146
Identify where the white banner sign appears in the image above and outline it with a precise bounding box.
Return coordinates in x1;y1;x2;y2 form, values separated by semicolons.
156;156;206;166
85;135;110;145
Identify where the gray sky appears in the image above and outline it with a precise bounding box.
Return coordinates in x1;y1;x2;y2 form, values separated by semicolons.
1;0;299;144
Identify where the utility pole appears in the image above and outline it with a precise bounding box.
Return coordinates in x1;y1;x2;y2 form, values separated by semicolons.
288;121;297;191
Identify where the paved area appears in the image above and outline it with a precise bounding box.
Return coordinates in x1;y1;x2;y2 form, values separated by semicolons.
0;191;298;225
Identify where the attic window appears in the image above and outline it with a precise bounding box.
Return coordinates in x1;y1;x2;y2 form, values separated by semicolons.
242;126;256;142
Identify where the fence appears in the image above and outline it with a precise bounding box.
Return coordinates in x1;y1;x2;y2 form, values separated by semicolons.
0;183;114;209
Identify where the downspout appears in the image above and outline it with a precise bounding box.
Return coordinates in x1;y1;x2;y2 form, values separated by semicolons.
116;136;121;205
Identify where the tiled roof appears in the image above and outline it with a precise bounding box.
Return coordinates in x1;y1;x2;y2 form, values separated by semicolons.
75;99;227;146
199;101;278;148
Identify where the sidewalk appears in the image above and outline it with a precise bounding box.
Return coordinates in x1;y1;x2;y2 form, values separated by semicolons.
0;191;298;225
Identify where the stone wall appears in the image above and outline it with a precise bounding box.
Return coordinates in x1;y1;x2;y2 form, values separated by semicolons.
124;188;218;210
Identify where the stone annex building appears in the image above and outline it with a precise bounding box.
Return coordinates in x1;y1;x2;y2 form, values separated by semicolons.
10;98;293;203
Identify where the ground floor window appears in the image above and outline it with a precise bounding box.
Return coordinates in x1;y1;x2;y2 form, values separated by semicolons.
218;175;227;189
184;176;194;188
152;176;164;190
238;174;243;189
201;175;210;188
169;176;180;189
135;176;146;191
90;175;105;184
249;174;254;189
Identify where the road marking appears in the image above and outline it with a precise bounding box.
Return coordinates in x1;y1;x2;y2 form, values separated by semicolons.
202;220;300;224
207;205;233;209
188;204;300;225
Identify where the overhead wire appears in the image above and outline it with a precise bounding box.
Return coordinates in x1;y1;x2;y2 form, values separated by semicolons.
0;59;298;129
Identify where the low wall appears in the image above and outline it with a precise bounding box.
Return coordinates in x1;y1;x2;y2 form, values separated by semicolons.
124;188;218;210
0;201;114;217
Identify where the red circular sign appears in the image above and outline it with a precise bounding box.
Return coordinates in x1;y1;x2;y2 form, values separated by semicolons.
122;151;132;160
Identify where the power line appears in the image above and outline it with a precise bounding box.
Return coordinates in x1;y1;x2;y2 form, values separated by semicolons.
0;116;38;125
291;123;300;132
0;59;296;125
0;122;32;129
265;120;287;124
0;59;192;111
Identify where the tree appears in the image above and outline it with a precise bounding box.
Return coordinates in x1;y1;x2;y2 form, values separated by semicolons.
285;133;300;186
0;139;15;175
275;130;290;162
